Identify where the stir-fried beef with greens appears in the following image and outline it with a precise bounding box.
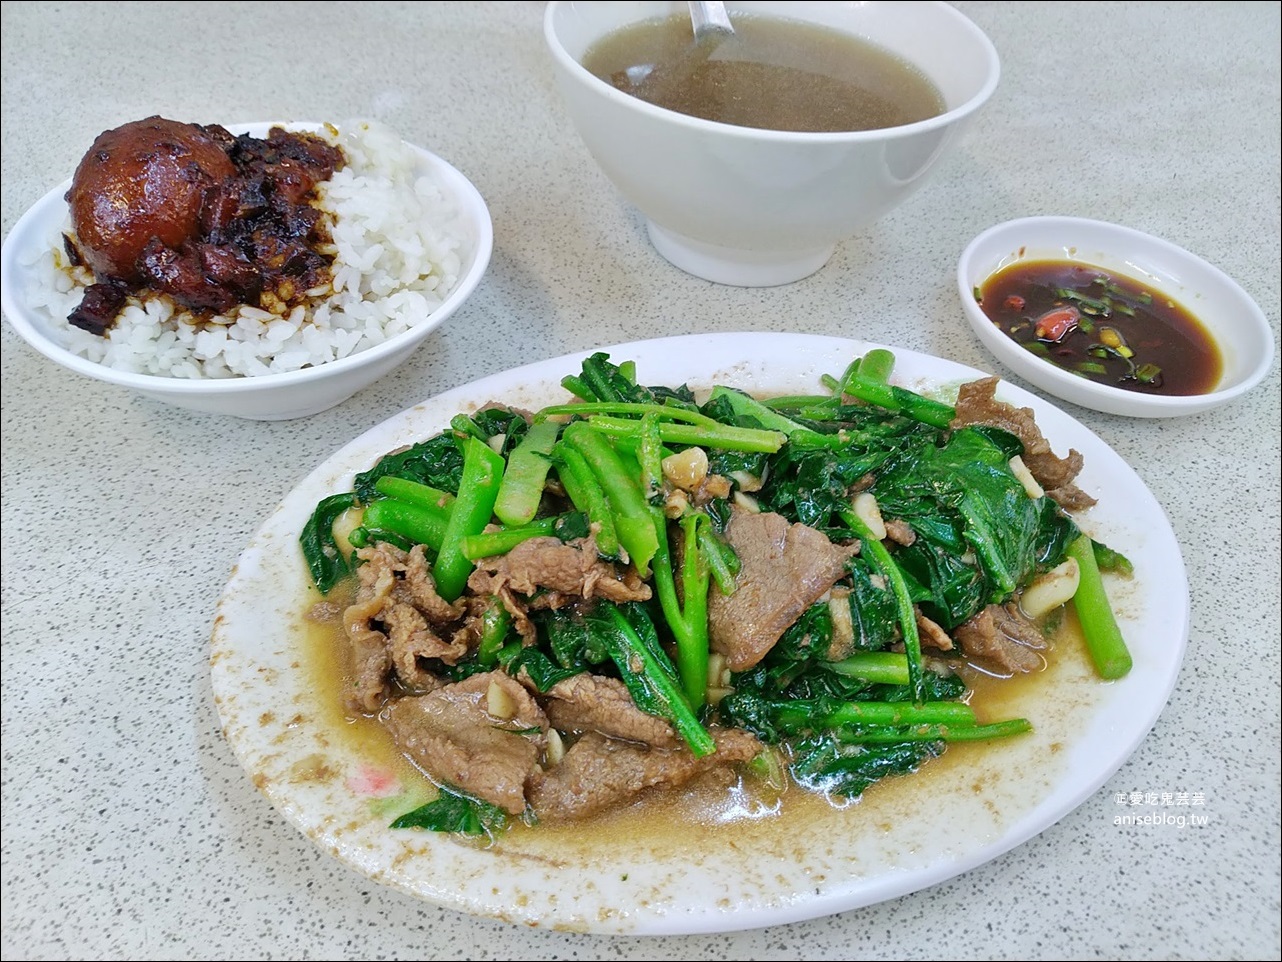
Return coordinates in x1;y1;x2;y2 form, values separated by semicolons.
301;350;1133;837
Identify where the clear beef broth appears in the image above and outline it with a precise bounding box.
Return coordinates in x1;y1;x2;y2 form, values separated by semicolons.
582;12;945;133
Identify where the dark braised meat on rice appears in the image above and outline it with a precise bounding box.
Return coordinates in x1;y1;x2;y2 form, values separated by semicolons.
66;117;235;283
63;116;344;334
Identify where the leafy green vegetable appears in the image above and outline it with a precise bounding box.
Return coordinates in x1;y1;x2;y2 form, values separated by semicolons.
354;434;463;503
505;646;588;693
585;602;715;757
870;426;1079;628
390;786;509;836
536;606;609;673
353;408;526;503
790;737;944;798
299;347;1130;828
299;492;357;594
844;559;901;651
568;351;657;404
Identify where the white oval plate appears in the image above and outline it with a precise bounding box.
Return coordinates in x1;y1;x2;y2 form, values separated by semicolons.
210;332;1189;934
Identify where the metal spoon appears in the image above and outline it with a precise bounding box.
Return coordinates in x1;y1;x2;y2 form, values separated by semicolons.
688;1;735;44
631;2;736;101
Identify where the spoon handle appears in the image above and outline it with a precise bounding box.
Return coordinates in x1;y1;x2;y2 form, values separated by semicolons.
689;1;734;41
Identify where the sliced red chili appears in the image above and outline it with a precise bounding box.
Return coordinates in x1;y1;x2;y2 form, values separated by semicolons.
1034;305;1080;342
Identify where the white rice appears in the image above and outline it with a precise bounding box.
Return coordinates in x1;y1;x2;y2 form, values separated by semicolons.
23;119;467;378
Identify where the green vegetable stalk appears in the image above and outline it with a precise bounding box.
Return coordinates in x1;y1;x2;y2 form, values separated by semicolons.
373;476;456;513
827;651;912;686
840;507;927;704
773;698;976;731
649;511;713;709
1067;534;1133;679
552;443;621;558
705;385;812;436
637;412;665;502
837;362;957;429
475;601;512;667
493;419;561;527
460;517;559;560
432;436;506;602
833;718;1033;744
559;421;659;578
360;497;449;552
585;414;786;454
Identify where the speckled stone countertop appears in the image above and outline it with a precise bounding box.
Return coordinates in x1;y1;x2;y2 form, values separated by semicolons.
2;2;1278;959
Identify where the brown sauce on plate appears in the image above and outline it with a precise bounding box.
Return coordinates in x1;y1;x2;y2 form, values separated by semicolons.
581;12;946;133
300;582;1095;857
976;260;1223;396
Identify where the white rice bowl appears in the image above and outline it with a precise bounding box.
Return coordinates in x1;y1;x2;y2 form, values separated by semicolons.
24;120;468;380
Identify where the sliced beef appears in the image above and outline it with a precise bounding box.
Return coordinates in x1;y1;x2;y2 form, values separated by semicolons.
1044;483;1098;513
954;602;1047;674
381;601;470;692
916;608;954;652
467;534;651;645
340;542;472;711
391;543;469;623
950;376;1096;510
707;509;857;671
541;673;678;748
342;553;398;713
382;671;549;815
528;728;762;823
884;518;917;546
468;534;652;605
